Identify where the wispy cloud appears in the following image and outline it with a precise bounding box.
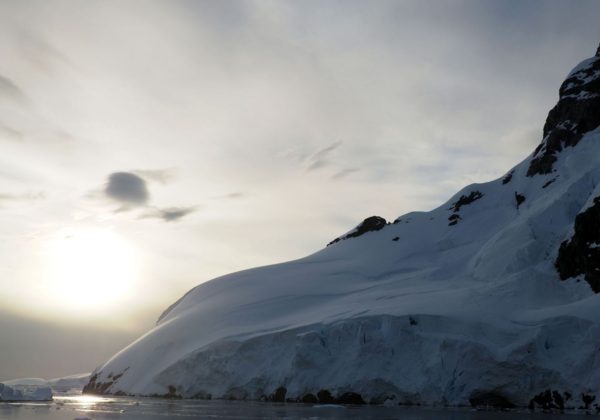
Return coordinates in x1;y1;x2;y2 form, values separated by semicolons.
305;141;343;172
0;191;44;203
16;32;72;73
0;122;23;142
311;141;343;162
332;168;360;180
133;168;177;185
140;206;197;222
0;74;26;102
214;192;246;200
306;159;329;171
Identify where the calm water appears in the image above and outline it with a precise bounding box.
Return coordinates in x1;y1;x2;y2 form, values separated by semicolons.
0;395;590;419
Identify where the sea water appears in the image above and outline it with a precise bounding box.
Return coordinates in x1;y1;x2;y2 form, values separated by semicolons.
0;395;589;419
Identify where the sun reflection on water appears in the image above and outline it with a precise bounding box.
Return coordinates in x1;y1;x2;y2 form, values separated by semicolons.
72;394;106;408
54;394;114;410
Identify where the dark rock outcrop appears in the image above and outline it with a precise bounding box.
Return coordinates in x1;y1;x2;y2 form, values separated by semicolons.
336;392;365;405
224;387;248;400
469;390;515;409
542;177;558;188
301;393;318;403
317;389;334;403
447;190;483;226
450;191;484;212
268;386;287;402
328;216;387;246
528;47;600;176
165;385;181;399
556;196;600;292
83;369;128;395
515;192;526;208
528;389;566;411
448;213;461;226
582;393;596;409
502;171;514;185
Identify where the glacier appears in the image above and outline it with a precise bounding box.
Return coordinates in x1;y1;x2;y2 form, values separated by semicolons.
84;43;600;410
0;379;52;402
0;373;90;401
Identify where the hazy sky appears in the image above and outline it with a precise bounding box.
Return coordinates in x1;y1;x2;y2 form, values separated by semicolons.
0;0;599;380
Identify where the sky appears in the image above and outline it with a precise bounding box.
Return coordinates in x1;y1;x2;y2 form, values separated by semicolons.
0;0;599;380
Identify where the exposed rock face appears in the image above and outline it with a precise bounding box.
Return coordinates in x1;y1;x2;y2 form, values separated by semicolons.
528;389;568;411
447;191;483;226
450;191;484;212
528;48;600;176
268;386;287;402
515;192;526;208
327;216;387;246
447;213;461;226
83;370;128;395
300;393;318;403
469;390;515;409
317;389;334;404
336;392;365;405
556;196;600;292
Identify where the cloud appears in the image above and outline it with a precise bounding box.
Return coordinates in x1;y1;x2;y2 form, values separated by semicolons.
311;141;343;161
213;192;245;199
305;141;343;172
0;74;26;102
306;159;329;171
16;32;72;73
141;206;197;222
0;191;44;202
133;168;177;185
0;122;23;142
332;168;360;180
104;172;149;208
101;171;196;221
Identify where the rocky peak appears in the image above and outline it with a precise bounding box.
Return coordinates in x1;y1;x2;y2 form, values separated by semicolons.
596;42;600;57
527;43;600;176
327;216;387;246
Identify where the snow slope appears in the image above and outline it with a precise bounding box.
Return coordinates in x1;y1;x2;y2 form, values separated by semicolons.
85;44;600;409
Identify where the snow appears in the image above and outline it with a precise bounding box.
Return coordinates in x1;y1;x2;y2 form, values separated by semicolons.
562;90;600;100
566;57;598;78
87;48;600;408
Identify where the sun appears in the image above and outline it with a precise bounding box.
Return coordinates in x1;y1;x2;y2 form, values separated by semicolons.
45;228;139;310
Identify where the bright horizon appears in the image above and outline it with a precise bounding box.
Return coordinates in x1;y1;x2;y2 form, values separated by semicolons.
0;0;599;380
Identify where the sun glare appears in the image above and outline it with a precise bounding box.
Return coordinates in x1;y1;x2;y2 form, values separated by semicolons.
45;228;139;310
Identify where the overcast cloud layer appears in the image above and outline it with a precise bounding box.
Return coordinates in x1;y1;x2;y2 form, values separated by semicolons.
0;0;599;379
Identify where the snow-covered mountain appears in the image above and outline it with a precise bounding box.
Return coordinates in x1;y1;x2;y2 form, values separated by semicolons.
85;43;600;409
